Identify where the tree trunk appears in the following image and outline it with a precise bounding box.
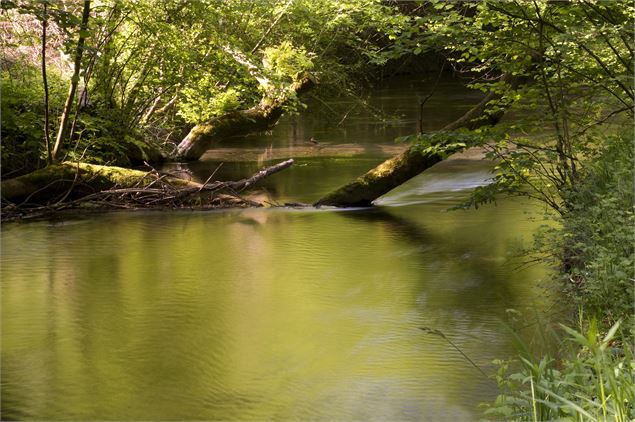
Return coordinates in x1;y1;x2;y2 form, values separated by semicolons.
173;73;316;161
1;160;293;209
41;1;52;164
0;162;170;204
315;74;522;207
52;0;91;160
314;147;463;207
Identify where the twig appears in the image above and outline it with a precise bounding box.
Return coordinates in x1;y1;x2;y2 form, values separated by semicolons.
198;162;224;192
226;158;294;191
419;326;492;381
2;159;295;221
419;61;446;134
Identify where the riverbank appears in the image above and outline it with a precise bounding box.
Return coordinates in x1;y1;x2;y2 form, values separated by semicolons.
483;133;634;421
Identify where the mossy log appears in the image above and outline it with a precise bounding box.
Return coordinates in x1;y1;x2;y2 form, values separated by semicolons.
173;73;316;161
1;162;194;204
1;159;294;219
315;74;523;207
314;146;464;207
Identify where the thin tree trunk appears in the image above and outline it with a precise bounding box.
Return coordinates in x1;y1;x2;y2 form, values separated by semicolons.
52;0;91;160
41;1;52;164
250;0;293;54
67;88;84;145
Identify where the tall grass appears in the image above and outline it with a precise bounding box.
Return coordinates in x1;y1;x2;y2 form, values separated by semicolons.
483;320;634;421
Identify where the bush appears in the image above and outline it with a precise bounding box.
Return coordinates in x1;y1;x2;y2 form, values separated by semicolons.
561;133;634;324
1;61;66;175
483;133;634;421
1;60;160;171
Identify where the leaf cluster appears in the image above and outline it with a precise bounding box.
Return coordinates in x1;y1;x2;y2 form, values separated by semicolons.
397;130;485;158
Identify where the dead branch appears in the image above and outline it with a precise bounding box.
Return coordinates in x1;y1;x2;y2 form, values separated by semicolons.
1;159;294;222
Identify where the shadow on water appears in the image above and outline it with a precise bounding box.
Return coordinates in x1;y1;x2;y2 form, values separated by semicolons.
336;205;551;318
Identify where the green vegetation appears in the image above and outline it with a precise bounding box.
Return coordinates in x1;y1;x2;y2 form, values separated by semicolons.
1;0;403;171
560;134;634;323
1;1;633;419
483;133;635;421
417;3;633;419
485;319;633;421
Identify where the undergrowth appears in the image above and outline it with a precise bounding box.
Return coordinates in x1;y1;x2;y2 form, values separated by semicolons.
482;132;635;421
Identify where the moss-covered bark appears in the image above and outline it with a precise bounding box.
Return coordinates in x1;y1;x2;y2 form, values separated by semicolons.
173;73;316;161
1;162;194;204
315;74;523;207
314;147;462;207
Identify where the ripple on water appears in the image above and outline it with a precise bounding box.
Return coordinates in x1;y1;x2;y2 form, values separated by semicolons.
1;150;551;420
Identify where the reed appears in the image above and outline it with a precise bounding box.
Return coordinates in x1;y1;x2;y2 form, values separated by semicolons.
483;319;634;421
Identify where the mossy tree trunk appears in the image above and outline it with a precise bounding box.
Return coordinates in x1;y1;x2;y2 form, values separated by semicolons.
172;73;316;161
314;147;462;207
0;162;194;205
315;74;522;207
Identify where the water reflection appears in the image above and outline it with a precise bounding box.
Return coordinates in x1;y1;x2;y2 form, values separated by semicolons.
2;190;551;420
1;76;553;421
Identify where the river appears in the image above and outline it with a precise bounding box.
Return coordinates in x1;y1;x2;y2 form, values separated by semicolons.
1;76;554;421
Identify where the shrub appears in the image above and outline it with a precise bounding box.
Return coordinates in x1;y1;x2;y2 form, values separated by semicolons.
561;133;634;324
1;61;66;175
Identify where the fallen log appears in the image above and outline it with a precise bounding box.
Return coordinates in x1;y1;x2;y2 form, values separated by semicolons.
314;145;464;207
173;73;316;161
314;74;523;207
1;159;294;220
0;162;186;205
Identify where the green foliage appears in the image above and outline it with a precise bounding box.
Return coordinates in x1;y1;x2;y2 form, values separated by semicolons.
178;77;244;124
559;133;634;323
0;62;66;175
483;320;635;422
3;0;411;159
384;0;633;213
457;134;565;211
263;41;314;82
63;112;132;166
397;130;484;158
482;135;634;420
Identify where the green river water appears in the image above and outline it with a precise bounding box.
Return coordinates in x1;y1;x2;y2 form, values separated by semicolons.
1;77;555;421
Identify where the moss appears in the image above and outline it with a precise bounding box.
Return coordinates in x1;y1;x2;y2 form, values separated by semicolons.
174;73;316;161
1;161;196;203
315;147;452;207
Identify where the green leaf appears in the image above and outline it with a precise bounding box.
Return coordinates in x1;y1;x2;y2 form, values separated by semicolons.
602;320;621;344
